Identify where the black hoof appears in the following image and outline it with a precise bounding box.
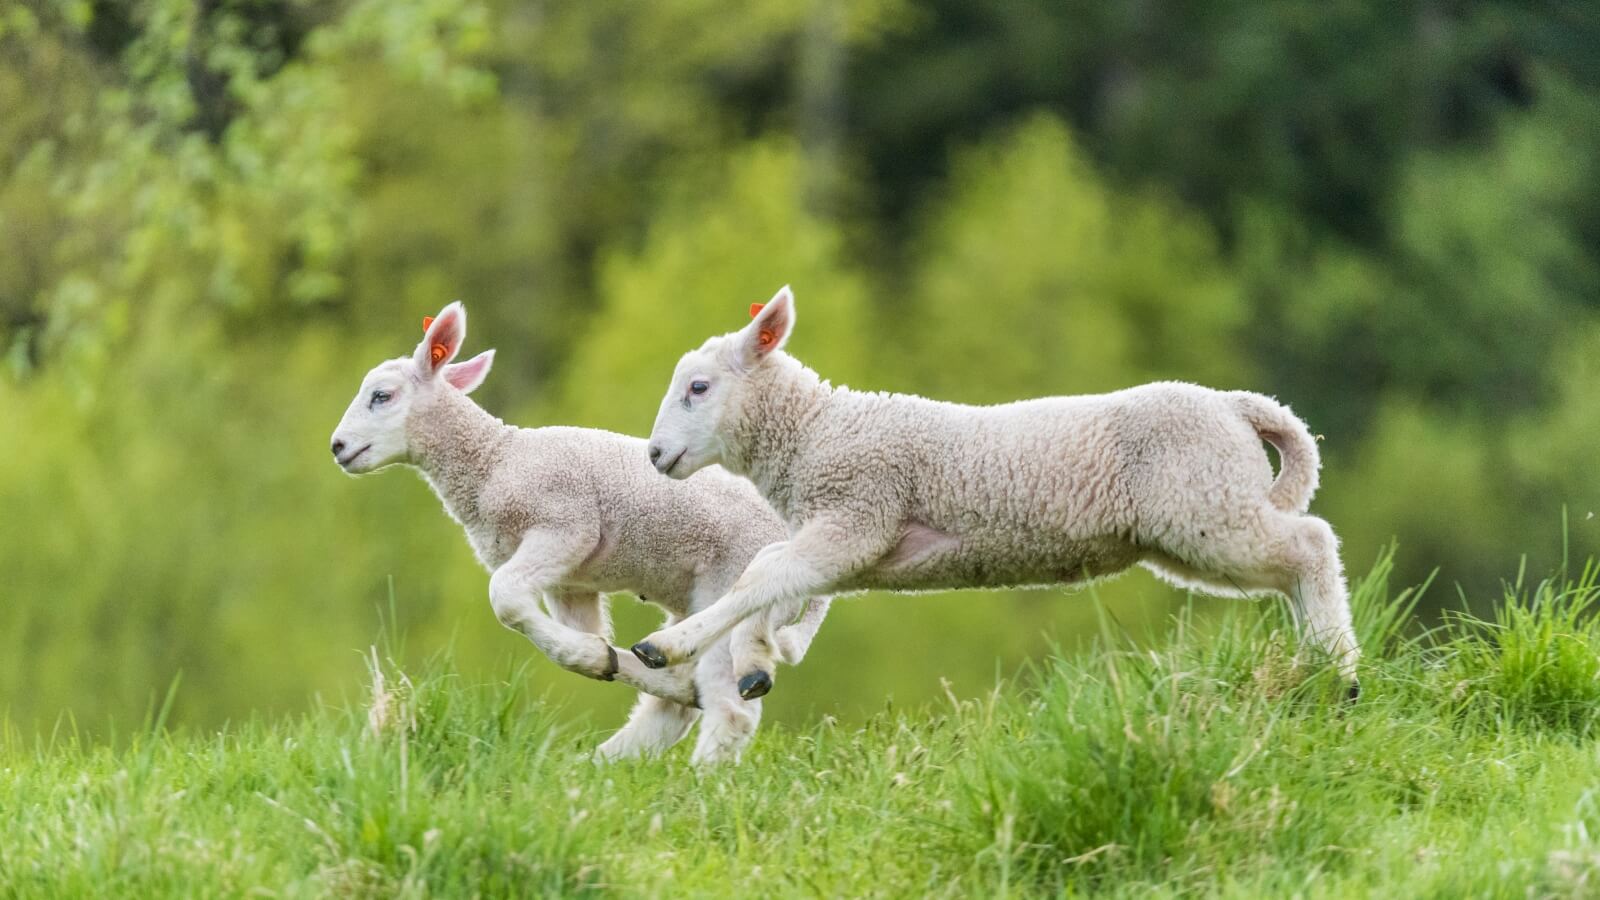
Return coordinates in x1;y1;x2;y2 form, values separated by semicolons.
738;670;773;700
632;641;668;669
1346;681;1361;703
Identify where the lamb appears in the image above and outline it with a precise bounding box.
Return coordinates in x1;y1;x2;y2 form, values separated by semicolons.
328;301;831;764
631;286;1360;702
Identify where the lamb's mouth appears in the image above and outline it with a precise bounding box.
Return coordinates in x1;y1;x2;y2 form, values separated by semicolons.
338;444;372;468
661;449;686;476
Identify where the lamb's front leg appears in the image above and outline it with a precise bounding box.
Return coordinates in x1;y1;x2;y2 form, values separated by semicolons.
727;594;835;700
632;515;891;670
491;533;698;707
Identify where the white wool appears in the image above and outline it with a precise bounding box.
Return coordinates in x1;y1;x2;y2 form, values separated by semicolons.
638;287;1358;689
331;302;830;765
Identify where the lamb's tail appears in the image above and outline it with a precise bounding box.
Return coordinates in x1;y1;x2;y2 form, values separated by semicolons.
1229;392;1320;513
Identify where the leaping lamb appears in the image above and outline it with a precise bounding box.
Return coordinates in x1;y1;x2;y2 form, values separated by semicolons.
631;286;1359;702
328;301;831;764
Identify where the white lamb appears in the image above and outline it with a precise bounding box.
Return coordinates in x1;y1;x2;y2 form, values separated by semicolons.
632;286;1360;700
328;302;831;763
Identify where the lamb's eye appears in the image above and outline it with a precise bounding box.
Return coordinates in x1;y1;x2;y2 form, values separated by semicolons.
690;381;710;396
370;390;392;407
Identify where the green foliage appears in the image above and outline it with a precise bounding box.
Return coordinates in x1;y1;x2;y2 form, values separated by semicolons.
1321;403;1511;591
1261;83;1600;423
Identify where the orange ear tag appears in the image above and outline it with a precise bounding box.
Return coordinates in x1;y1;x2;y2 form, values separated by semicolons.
750;304;776;347
422;316;448;364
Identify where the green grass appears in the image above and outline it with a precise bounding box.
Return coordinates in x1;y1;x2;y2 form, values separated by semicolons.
5;552;1600;898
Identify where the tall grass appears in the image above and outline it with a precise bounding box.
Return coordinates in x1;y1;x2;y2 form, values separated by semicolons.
5;551;1600;897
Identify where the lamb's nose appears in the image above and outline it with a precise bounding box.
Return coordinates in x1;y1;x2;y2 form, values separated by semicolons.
331;439;346;458
648;444;662;464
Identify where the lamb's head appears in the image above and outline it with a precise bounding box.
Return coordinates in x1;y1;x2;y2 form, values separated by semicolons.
329;301;495;475
647;285;795;479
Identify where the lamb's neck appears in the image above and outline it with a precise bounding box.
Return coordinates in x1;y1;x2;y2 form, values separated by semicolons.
408;388;512;526
733;360;830;510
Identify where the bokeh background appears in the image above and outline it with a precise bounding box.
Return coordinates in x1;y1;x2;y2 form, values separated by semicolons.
3;0;1599;736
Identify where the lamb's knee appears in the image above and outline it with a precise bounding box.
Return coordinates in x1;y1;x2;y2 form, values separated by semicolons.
772;627;803;665
487;571;536;630
490;593;530;630
1292;517;1340;566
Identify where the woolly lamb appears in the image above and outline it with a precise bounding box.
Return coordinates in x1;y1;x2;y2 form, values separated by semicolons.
328;302;831;764
632;286;1359;701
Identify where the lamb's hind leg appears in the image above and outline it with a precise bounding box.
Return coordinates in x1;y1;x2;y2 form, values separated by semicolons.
549;597;699;762
596;692;701;761
594;616;702;762
689;635;761;765
1276;515;1360;694
1149;512;1359;697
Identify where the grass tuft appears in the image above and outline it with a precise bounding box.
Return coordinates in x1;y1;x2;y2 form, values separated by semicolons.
1441;559;1600;738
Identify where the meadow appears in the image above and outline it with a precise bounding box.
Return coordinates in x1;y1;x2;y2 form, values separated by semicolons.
5;551;1600;898
5;3;1600;894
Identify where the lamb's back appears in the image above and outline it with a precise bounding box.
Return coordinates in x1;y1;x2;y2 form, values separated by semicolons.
801;382;1245;537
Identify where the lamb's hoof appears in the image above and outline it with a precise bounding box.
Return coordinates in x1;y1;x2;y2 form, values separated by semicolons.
632;641;669;669
738;671;773;700
1346;681;1361;703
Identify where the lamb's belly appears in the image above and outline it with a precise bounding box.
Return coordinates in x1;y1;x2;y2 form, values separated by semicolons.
569;559;697;612
854;534;1139;594
468;528;696;613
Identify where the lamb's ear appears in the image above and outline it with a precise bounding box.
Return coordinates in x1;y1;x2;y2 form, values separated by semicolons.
739;285;796;366
414;301;466;375
443;350;494;394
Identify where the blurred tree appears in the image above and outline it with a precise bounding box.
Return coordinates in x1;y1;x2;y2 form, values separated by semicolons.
889;115;1248;402
847;1;1600;245
1240;74;1600;438
0;4;100;372
464;0;901;386
1320;403;1512;594
551;139;872;435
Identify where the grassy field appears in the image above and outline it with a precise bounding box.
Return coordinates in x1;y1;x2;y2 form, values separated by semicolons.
4;553;1600;898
